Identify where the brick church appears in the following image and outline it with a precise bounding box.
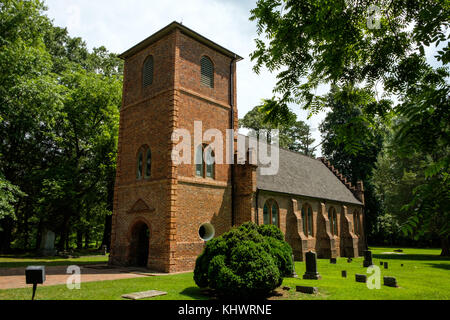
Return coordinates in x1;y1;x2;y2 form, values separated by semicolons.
109;22;366;273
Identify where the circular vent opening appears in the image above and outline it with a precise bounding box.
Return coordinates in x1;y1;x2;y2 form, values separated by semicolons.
198;223;215;241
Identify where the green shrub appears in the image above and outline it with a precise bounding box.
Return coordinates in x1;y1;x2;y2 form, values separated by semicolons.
193;222;293;298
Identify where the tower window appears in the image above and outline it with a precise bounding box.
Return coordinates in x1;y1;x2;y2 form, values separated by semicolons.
195;144;215;179
200;56;214;88
136;146;151;180
143;55;154;87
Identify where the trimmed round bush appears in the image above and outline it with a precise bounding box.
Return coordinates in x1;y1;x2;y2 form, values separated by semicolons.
194;222;293;298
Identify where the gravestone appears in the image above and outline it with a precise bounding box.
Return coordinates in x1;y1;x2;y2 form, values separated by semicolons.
347;258;352;263
363;250;373;267
330;258;337;264
384;262;388;269
355;274;367;283
39;230;56;256
380;261;384;266
401;264;404;267
341;270;347;278
383;276;398;287
302;251;321;280
296;286;318;294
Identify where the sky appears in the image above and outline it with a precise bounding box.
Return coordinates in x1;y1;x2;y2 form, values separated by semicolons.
43;0;327;155
42;0;447;157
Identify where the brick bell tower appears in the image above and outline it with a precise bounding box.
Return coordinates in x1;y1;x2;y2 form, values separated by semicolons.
109;22;242;273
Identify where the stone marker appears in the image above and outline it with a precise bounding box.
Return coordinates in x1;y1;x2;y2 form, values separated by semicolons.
401;264;404;267
303;251;321;280
355;274;367;283
341;270;347;278
122;290;167;300
347;258;352;263
291;254;298;278
384;262;388;269
330;258;337;264
39;230;56;256
363;250;373;267
296;286;318;294
383;276;398;287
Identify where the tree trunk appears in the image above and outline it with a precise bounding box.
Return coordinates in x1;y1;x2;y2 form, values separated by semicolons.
76;230;83;249
100;214;112;250
440;236;450;256
84;231;90;249
35;219;43;251
0;217;14;253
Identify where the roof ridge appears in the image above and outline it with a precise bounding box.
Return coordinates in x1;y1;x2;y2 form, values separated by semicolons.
317;157;365;204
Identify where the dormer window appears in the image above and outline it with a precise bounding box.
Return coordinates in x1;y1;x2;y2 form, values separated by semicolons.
143;55;154;87
200;56;214;88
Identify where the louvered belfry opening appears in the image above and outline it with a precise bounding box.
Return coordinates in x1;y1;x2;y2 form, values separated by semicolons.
143;55;154;87
200;56;214;88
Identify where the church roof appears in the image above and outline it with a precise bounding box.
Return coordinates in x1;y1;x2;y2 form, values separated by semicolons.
256;147;363;206
119;21;243;61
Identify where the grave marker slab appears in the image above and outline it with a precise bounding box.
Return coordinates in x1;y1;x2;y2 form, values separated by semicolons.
121;290;167;300
341;270;347;278
384;262;388;269
383;276;398;287
355;274;367;283
296;286;318;294
330;258;337;264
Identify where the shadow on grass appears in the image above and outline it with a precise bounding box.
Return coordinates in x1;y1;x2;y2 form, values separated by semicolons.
372;253;450;262
425;263;450;271
179;286;210;300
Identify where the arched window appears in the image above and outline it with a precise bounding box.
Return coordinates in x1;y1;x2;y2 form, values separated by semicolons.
200;56;214;88
263;199;279;227
302;203;314;237
329;207;338;236
301;206;307;234
195;144;204;177
145;148;152;178
205;147;215;179
263;203;270;225
136;151;143;180
143;55;154;87
195;144;215;179
272;202;279;226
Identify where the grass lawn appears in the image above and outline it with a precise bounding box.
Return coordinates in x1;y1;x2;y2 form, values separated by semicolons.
0;253;109;268
0;246;448;300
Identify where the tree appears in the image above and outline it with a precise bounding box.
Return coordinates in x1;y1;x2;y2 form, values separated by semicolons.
319;86;385;243
0;0;122;252
250;0;449;254
240;102;316;156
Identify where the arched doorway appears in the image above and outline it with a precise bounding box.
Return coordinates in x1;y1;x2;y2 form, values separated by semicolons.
128;221;150;267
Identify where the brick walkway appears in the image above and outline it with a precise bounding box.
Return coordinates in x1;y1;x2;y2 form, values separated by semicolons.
0;265;147;290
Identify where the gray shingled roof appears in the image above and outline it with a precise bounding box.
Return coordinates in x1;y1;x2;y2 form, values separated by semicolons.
256;147;363;205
